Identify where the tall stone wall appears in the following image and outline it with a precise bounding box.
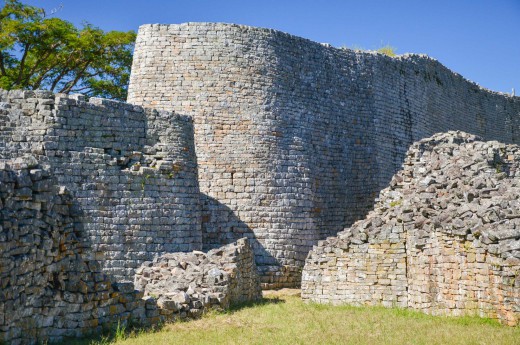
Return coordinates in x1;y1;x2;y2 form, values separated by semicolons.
302;132;520;325
127;22;520;287
0;90;201;281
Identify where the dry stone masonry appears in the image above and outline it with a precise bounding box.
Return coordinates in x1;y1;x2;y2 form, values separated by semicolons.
0;157;156;344
134;238;262;319
0;89;201;282
0;89;261;344
302;131;520;325
0;156;259;343
128;22;520;287
1;21;520;343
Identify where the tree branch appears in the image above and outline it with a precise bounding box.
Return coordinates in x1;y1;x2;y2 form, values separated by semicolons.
0;52;6;76
22;42;62;87
14;42;30;85
59;60;91;93
31;59;64;89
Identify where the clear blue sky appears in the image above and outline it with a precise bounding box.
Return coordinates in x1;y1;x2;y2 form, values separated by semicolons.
16;0;520;94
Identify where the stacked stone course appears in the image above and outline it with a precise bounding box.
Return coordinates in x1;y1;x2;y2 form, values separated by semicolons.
0;157;261;343
128;22;520;287
0;157;158;344
0;89;263;343
0;89;202;281
2;20;520;342
302;131;520;325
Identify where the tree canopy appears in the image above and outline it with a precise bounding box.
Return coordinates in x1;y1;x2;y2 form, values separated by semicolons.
0;0;136;100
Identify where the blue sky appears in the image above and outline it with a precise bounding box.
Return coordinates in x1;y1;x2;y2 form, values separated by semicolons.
15;0;520;94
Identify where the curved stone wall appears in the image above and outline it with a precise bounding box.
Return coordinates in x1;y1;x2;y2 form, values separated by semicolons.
302;132;520;325
128;22;520;287
0;158;260;343
0;90;201;281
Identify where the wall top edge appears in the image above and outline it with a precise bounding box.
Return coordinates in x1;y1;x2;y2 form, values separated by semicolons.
0;88;194;123
135;22;519;100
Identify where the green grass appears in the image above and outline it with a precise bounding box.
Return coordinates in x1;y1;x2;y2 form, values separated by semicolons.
64;291;519;345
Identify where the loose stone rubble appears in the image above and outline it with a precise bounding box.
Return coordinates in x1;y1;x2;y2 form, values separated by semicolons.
302;131;520;325
134;238;262;319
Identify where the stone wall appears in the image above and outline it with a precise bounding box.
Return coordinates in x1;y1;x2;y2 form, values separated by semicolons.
301;132;520;325
0;90;201;281
127;22;520;287
0;157;160;344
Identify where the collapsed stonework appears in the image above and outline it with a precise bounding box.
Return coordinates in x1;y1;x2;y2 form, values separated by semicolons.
302;131;520;325
128;22;520;287
0;157;259;343
134;238;262;319
0;90;261;344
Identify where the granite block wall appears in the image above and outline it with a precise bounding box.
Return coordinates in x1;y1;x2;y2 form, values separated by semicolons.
0;157;161;344
302;132;520;325
0;89;201;281
127;22;520;287
0;157;261;343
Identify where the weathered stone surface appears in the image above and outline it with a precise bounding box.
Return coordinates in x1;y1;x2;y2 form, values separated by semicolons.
0;90;201;282
0;160;161;344
134;238;262;319
1;21;520;343
128;22;520;287
302;131;520;326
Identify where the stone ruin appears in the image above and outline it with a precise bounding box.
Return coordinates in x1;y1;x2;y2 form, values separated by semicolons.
0;21;519;343
128;22;520;288
302;131;520;325
134;238;261;319
0;90;261;344
0;155;259;344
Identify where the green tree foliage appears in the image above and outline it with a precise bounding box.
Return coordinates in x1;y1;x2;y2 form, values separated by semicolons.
0;0;136;100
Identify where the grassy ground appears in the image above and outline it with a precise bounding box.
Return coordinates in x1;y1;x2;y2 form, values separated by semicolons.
67;289;519;345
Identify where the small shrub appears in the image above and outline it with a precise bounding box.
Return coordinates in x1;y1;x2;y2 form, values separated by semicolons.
376;45;397;57
341;44;398;57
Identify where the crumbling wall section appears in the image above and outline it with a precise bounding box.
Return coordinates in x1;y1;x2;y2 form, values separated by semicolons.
134;238;262;320
302;132;520;325
0;158;163;344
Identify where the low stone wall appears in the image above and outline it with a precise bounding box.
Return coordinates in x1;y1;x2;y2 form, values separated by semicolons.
0;157;164;344
0;158;261;344
302;131;520;325
134;238;262;319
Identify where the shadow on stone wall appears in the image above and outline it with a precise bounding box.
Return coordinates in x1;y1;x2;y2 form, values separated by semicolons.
200;194;288;287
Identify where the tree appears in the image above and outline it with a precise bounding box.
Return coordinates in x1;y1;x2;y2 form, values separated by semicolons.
0;0;136;100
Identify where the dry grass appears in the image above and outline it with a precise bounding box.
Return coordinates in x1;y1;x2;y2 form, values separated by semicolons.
67;290;519;345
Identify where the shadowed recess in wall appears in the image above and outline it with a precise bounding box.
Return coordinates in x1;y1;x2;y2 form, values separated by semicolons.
200;193;283;288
